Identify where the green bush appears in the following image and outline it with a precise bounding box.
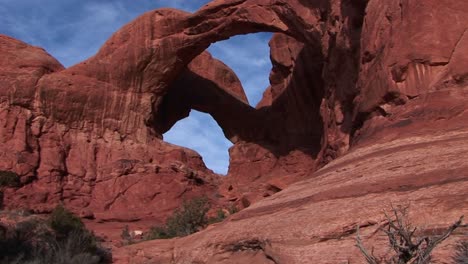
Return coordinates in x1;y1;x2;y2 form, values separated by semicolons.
48;204;85;237
0;171;20;188
145;225;172;240
0;206;111;264
1;228;107;264
0;219;41;263
228;204;239;215
41;229;103;264
208;209;227;225
453;240;468;264
146;197;211;240
166;196;210;237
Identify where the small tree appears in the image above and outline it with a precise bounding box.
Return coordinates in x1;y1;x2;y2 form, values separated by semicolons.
48;204;85;237
208;209;227;224
145;196;211;240
356;205;464;264
0;207;111;264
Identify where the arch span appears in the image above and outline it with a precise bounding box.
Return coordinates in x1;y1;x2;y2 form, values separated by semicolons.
46;1;340;197
66;0;328;96
31;0;367;204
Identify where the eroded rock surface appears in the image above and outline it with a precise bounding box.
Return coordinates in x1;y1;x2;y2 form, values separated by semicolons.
113;129;468;263
0;0;363;218
0;19;238;228
0;32;225;226
113;0;467;262
1;0;467;261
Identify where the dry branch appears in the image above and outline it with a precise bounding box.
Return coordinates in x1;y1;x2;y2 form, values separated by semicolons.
355;205;464;264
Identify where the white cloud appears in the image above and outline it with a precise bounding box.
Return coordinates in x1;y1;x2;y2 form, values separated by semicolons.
0;0;211;66
208;33;273;106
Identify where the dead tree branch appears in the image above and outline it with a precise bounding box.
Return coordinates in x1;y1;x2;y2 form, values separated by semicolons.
355;205;464;264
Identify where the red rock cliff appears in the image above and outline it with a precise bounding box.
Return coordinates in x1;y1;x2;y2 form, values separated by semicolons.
1;0;363;217
1;0;467;262
112;0;468;262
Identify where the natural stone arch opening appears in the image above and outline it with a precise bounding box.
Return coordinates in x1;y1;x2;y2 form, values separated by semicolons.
162;32;273;175
54;1;366;171
133;2;333;177
163;109;233;175
54;1;334;179
0;0;373;218
142;3;329;167
153;30;326;175
62;3;330;145
207;32;274;107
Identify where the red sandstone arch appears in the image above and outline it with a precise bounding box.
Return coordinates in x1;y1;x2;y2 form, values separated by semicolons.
2;1;468;259
27;0;366;202
0;0;370;214
35;1;333;167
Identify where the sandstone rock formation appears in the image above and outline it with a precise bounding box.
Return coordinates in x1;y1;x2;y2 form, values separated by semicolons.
112;0;468;261
113;129;468;263
0;32;227;224
1;0;468;262
1;0;362;219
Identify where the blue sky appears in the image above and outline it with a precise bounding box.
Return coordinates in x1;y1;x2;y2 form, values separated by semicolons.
0;0;272;174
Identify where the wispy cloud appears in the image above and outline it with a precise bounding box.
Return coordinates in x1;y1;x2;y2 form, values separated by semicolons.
0;0;211;66
0;1;272;174
208;33;273;106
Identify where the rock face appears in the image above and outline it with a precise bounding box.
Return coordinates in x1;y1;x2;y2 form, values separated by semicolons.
113;0;468;260
113;129;468;263
1;0;363;217
0;32;225;224
1;0;468;262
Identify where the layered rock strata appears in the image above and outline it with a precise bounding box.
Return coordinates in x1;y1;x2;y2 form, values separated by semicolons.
0;0;467;261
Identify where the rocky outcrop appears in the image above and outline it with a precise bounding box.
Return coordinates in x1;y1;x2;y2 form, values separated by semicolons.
1;0;468;261
0;0;365;217
0;22;249;226
353;0;468;147
112;0;467;263
113;129;468;263
0;32;226;225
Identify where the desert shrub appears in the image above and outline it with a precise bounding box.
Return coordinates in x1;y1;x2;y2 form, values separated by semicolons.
0;218;51;263
146;197;211;240
208;209;227;225
35;230;103;264
0;206;111;264
228;204;239;215
5;230;102;264
453;240;468;264
0;170;20;188
0;225;32;262
145;225;172;240
48;204;85;237
120;225;134;245
356;205;464;264
47;205;109;261
165;196;210;236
